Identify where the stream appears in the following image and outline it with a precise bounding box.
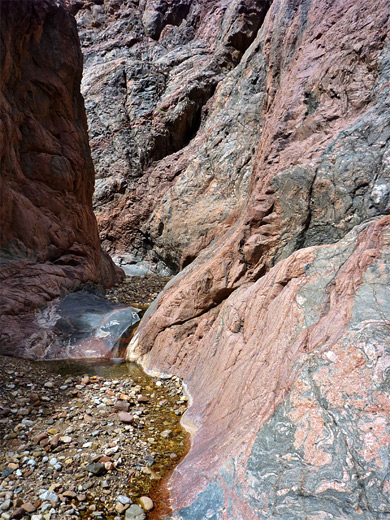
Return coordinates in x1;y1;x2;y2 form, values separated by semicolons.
0;276;189;520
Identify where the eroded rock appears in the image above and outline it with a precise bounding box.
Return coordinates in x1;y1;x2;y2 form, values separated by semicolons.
70;0;271;273
127;0;390;517
0;0;122;356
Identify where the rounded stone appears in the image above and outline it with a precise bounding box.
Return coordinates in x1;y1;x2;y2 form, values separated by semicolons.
117;412;134;424
139;496;153;511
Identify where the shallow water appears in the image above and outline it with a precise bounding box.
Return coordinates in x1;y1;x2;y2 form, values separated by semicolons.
41;358;188;519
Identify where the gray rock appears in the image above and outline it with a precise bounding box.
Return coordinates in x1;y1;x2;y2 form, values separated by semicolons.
117;495;131;505
39;491;58;503
84;463;106;476
0;500;11;512
75;0;270;272
125;505;145;520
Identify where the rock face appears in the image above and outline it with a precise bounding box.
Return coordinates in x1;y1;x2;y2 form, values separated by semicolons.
71;0;271;273
2;0;388;517
0;0;122;355
123;0;390;517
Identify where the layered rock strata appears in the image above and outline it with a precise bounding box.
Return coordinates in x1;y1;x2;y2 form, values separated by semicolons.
0;0;122;355
125;0;390;517
71;0;272;273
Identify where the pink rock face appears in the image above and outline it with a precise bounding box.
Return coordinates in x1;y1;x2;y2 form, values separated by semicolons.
127;0;390;516
133;217;390;517
0;0;122;355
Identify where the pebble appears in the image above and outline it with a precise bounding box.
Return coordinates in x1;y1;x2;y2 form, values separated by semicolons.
117;412;134;424
105;446;118;455
0;352;187;519
21;502;36;513
114;401;130;412
63;491;76;498
10;508;24;519
34;432;49;444
125;504;145;520
139;496;153;511
85;463;106;476
117;495;131;505
0;500;10;511
115;503;128;514
39;490;58;503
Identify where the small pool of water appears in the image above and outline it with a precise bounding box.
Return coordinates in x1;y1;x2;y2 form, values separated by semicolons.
34;359;189;519
9;359;189;520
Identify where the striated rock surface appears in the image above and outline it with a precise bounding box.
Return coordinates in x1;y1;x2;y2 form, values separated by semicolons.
125;0;390;517
0;0;122;355
140;216;390;519
71;0;271;273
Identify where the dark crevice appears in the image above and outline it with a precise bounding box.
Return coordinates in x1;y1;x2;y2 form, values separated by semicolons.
137;229;180;274
212;286;236;305
144;1;191;40
181;254;196;270
157;297;223;334
147;80;218;164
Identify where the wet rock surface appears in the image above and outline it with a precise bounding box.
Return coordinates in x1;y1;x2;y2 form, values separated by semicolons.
35;289;140;360
2;287;140;361
0;356;188;520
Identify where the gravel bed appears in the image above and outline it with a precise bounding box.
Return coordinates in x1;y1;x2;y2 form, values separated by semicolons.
0;356;188;520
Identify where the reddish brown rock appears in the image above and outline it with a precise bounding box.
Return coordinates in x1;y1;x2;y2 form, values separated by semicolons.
21;503;36;513
114;400;130;412
34;432;48;444
117;412;134;424
0;0;122;356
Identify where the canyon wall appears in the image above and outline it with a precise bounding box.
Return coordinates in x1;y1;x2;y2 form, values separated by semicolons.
71;0;272;274
2;0;387;517
0;0;122;356
119;0;389;518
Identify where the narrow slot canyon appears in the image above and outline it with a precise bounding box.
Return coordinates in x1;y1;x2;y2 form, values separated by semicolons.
0;1;389;520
